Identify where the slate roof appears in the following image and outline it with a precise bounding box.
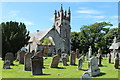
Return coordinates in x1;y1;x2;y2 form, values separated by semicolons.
29;27;53;43
109;42;120;50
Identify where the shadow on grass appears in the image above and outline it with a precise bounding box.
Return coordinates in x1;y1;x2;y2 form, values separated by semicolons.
98;65;107;67
70;64;78;66
93;72;106;77
82;69;88;71
55;67;66;69
33;73;51;76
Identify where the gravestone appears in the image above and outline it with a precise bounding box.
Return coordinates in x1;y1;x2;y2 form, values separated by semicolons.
24;52;32;71
80;72;91;80
16;51;20;61
50;54;60;68
98;54;102;66
43;46;48;56
114;53;119;69
88;46;92;58
76;49;80;58
35;51;44;57
34;51;44;68
108;53;111;63
70;51;76;65
3;60;11;69
88;57;100;77
31;56;43;75
61;53;68;66
98;48;102;55
31;50;35;56
5;52;14;65
82;55;85;62
18;51;26;64
86;52;89;61
98;48;102;66
78;58;83;70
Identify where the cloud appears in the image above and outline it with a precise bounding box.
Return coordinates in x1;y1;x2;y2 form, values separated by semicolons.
8;10;20;18
94;16;106;19
77;9;103;14
4;10;34;26
24;21;34;26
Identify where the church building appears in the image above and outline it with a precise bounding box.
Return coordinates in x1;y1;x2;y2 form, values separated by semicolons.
27;5;71;55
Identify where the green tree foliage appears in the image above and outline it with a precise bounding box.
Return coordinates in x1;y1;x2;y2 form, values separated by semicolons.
1;21;30;59
40;37;52;45
71;32;80;51
104;27;120;45
71;22;113;55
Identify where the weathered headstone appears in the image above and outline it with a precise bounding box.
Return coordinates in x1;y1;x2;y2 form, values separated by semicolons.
16;51;20;61
78;58;83;70
76;49;80;58
50;54;60;68
3;60;11;69
61;53;68;66
70;51;76;65
24;52;32;71
35;51;44;57
114;53;119;69
98;54;102;66
98;48;103;66
86;52;89;61
98;48;102;55
108;53;111;63
18;51;26;64
43;46;48;56
80;72;91;80
88;57;100;77
31;50;35;56
5;52;14;65
35;51;44;68
82;55;85;62
88;46;92;59
31;56;43;75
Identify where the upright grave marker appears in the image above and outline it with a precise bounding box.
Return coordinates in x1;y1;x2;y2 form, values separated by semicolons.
5;52;14;65
3;60;11;69
70;51;76;65
50;49;61;68
78;58;83;70
61;53;68;66
18;51;26;64
24;52;32;71
108;53;111;63
114;53;119;69
88;57;100;77
31;56;43;75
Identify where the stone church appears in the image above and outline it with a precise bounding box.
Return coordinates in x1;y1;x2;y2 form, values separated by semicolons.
26;5;71;55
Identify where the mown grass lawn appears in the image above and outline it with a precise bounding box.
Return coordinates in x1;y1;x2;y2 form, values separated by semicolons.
0;57;120;80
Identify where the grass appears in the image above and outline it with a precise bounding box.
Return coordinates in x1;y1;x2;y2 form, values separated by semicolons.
0;57;120;79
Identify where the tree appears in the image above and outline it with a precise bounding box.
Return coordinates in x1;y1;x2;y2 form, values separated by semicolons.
80;22;113;54
104;27;120;46
40;37;52;45
70;32;80;51
1;21;30;59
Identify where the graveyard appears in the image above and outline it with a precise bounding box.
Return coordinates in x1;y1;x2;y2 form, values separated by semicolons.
1;2;120;80
0;56;119;79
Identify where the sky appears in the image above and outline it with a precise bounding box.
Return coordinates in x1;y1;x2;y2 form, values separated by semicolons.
1;2;119;33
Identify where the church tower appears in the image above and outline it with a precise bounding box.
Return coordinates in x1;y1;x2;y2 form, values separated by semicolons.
53;4;71;54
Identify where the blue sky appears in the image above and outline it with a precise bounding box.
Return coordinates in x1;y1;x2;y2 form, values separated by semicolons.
1;2;118;33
